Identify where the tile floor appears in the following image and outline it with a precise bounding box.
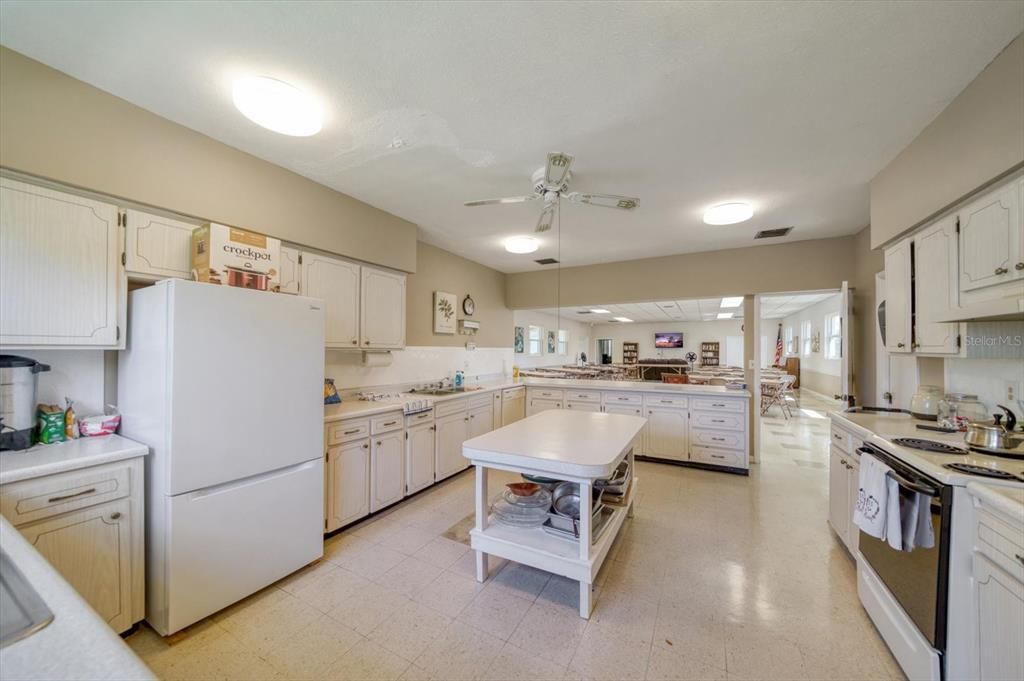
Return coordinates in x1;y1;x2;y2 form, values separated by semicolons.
127;389;904;680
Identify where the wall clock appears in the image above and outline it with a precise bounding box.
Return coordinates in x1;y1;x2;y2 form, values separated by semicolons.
462;295;475;316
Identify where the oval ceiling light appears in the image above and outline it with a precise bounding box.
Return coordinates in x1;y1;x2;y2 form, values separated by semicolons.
504;236;539;254
232;76;322;136
703;202;754;226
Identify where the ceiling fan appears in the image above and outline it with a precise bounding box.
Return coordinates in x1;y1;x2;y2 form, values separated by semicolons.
464;152;640;233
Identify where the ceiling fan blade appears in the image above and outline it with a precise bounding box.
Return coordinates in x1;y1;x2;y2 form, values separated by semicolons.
566;192;639;210
464;195;539;207
544;152;574;187
535;200;557;233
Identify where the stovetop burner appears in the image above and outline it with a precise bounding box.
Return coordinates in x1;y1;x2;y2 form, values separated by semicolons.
944;463;1024;480
892;438;968;455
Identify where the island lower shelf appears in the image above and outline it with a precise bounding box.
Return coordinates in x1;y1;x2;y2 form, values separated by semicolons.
469;478;638;584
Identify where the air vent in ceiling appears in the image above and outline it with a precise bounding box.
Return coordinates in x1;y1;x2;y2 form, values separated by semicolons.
535;258;560;265
755;227;793;239
576;310;593;315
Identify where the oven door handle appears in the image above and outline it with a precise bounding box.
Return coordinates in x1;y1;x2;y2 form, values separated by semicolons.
885;470;940;498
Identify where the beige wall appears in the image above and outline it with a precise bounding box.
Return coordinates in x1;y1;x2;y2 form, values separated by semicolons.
870;34;1024;249
406;242;512;348
0;46;417;272
505;235;859;309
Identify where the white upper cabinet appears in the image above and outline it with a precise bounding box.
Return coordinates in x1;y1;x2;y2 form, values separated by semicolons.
302;253;361;347
278;246;301;295
913;217;960;354
360;266;406;349
959;178;1023;294
883;238;912;353
124;208;195;280
0;177;125;348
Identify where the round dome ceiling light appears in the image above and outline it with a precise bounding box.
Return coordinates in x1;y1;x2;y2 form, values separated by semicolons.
504;236;540;254
703;202;754;226
232;76;322;137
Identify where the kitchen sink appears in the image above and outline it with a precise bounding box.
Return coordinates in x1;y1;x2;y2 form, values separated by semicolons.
0;550;54;648
413;389;461;396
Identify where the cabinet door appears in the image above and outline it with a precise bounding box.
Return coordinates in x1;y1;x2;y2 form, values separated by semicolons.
468;404;493;439
913;218;960;354
501;392;526;426
0;177;124;348
20;498;133;632
302;254;360;347
124;208;195;280
527;398;562;416
327;440;370;530
565;401;601;413
828;447;850;545
883;238;912;352
435;412;469;481
406;423;436;495
604;405;645;454
491;392;503;428
960;179;1022;293
974;553;1024;681
644;407;688;461
278;246;301;295
371;431;405;512
360;267;406;349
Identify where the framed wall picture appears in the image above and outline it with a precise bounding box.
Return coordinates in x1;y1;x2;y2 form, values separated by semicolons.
514;326;525;353
433;291;457;334
546;330;557;354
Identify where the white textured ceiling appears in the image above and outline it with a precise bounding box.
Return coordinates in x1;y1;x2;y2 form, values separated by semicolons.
1;2;1021;273
535;291;837;324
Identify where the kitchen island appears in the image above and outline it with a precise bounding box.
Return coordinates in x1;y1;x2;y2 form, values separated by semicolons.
462;409;645;618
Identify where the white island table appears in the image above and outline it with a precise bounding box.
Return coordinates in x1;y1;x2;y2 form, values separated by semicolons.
462;409;645;618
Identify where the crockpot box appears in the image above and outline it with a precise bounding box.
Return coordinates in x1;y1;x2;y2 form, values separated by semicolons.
191;223;281;291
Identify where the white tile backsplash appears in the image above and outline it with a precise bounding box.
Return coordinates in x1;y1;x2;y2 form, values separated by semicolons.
23;350;107;416
326;346;514;390
944;357;1024;421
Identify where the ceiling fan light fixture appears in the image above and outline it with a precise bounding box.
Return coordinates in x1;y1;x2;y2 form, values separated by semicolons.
504;236;540;254
703;202;753;226
232;76;322;136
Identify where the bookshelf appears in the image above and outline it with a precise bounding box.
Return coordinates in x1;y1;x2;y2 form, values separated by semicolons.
700;342;720;367
622;341;639;365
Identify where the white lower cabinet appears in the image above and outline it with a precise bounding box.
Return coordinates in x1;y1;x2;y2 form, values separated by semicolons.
491;391;503;427
370;431;405;512
972;553;1024;681
435;411;469;481
0;457;145;633
406;422;436;495
124;208;196;281
0;177;125;348
644;406;688;461
501;388;526;425
827;424;861;554
467;404;493;440
326;439;370;531
565;400;601;412
527;398;562;416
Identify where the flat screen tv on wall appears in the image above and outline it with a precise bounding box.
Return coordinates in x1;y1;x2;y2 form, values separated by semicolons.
654;332;683;348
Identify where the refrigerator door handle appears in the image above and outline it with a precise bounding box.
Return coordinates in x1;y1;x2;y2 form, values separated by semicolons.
187;460;319;501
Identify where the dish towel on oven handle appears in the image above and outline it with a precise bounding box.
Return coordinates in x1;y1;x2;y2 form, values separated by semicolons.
899;491;936;551
854;453;899;542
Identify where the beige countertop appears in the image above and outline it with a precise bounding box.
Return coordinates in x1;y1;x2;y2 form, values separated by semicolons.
324;376;750;423
0;435;148;485
0;516;155;681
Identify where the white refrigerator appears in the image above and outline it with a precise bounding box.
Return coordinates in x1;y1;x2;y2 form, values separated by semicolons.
118;279;325;635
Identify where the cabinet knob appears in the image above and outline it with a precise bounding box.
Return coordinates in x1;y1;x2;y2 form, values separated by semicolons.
351;340;357;345
995;266;1008;275
896;342;905;348
1016;262;1024;271
363;444;369;449
110;512;122;520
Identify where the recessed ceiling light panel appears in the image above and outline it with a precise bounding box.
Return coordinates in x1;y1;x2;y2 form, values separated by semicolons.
613;317;633;323
717;312;734;319
504;236;539;254
703;202;753;225
232;76;322;136
590;309;610;314
720;296;744;308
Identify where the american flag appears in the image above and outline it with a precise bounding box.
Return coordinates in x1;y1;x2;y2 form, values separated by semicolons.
773;323;783;366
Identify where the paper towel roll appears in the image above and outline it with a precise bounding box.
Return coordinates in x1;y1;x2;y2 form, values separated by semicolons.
361;351;393;367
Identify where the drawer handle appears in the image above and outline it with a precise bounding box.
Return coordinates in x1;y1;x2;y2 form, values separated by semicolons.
109;512;122;520
712;419;725;423
618;397;629;401
1016;263;1024;271
712;403;725;407
712;437;725;442
48;488;97;504
661;400;673;404
994;266;1008;275
710;454;725;460
344;429;361;435
382;421;397;427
